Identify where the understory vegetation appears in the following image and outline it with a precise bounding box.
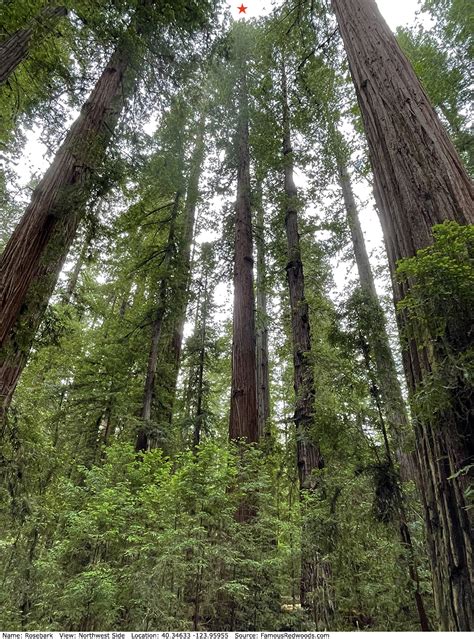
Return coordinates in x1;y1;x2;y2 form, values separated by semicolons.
0;0;472;631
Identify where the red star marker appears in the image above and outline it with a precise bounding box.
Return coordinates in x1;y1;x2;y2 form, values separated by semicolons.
238;3;247;13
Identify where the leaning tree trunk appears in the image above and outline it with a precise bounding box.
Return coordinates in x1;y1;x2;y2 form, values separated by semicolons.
335;143;415;478
281;61;326;622
0;5;67;85
337;149;430;629
136;192;181;453
359;333;430;631
229;64;258;446
61;226;95;305
154;112;206;430
254;185;271;440
0;29;138;422
331;0;474;630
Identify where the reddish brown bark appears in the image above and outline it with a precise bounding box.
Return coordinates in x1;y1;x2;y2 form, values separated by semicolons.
331;0;474;630
229;65;258;445
0;6;67;85
0;36;133;420
255;186;271;439
281;61;326;621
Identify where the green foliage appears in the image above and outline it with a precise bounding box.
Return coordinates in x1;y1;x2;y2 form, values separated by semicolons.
0;441;292;630
0;0;452;632
397;222;474;420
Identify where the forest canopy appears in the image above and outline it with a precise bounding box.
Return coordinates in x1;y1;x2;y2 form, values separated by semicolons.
0;0;473;632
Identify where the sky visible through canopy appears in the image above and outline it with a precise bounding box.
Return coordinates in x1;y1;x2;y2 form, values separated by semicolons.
228;0;420;28
14;0;424;309
224;0;423;298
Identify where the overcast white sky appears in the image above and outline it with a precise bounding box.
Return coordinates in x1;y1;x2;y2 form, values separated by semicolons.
227;0;420;29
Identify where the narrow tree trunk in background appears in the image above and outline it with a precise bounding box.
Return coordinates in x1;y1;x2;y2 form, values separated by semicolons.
155;113;206;429
0;6;67;85
360;335;430;631
62;229;94;305
331;0;474;629
229;65;258;445
281;61;326;621
255;186;271;439
136;192;180;453
336;148;414;479
0;32;136;422
193;265;209;451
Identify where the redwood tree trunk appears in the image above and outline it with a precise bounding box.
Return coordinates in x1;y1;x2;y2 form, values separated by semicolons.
193;264;209;451
331;0;474;630
0;6;67;85
281;61;325;620
155;113;206;430
336;148;413;476
136;192;180;453
255;186;271;439
62;228;94;305
282;62;323;490
0;36;133;421
359;332;430;631
229;65;258;444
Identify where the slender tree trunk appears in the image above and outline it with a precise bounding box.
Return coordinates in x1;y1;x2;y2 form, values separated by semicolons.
254;186;271;439
155;112;206;429
0;31;137;422
0;6;67;85
229;64;258;445
193;265;209;451
61;229;94;304
360;335;430;631
331;0;474;629
136;192;180;453
281;62;323;491
335;147;415;479
281;60;326;620
183;279;202;426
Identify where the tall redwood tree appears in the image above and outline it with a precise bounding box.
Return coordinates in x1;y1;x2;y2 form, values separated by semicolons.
331;0;474;630
229;62;258;445
0;37;134;421
281;60;327;621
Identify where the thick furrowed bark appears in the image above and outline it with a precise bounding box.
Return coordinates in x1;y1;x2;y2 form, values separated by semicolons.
331;0;474;629
0;6;67;85
0;208;79;425
281;61;326;621
229;66;258;445
0;40;132;421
